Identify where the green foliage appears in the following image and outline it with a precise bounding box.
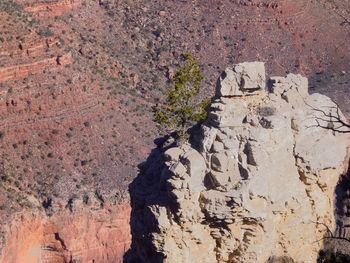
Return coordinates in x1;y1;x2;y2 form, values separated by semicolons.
0;0;23;16
38;27;54;37
152;53;211;140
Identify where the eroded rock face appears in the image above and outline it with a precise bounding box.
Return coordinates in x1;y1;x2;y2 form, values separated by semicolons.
22;0;84;17
126;62;350;263
0;200;131;263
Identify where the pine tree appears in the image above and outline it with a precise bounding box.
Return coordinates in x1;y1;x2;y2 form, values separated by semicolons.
152;53;211;141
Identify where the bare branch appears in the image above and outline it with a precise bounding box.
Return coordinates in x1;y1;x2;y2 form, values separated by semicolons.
311;220;350;244
305;102;350;133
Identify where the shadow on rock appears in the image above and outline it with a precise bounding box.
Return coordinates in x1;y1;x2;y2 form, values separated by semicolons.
318;157;350;262
124;129;201;263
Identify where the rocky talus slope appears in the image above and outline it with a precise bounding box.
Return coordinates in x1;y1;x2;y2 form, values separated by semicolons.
127;62;350;263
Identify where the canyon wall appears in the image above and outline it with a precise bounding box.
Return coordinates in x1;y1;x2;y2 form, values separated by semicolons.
0;52;71;83
0;194;131;263
126;62;350;263
22;0;84;17
0;0;348;262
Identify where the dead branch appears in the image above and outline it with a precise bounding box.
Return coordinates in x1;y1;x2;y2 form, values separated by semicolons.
312;220;350;244
306;103;350;133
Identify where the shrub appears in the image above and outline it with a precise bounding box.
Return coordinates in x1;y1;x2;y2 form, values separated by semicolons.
38;27;54;37
152;53;211;140
258;106;276;117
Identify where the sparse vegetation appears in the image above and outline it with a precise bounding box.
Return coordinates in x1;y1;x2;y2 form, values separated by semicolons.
258;106;276;117
152;53;211;140
0;2;347;256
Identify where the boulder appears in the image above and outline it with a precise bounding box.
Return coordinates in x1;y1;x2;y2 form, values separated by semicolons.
216;62;266;97
164;147;183;162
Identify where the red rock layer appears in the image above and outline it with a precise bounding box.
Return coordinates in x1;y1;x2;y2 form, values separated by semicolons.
23;0;84;17
0;203;131;263
0;52;71;83
0;36;57;58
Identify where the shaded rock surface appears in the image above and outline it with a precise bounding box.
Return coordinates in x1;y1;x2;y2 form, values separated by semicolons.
126;62;350;263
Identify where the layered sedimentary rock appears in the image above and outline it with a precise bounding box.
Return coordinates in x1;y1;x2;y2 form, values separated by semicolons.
0;52;71;83
0;0;348;260
127;62;350;263
0;194;131;263
22;0;84;17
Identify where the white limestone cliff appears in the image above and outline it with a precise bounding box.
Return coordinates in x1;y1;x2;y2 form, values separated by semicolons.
126;62;350;263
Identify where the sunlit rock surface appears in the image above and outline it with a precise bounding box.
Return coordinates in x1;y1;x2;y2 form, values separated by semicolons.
126;62;350;263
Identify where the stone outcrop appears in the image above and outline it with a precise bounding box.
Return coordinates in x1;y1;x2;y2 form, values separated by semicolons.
0;52;71;83
0;0;348;261
126;62;350;263
22;0;84;17
0;196;131;263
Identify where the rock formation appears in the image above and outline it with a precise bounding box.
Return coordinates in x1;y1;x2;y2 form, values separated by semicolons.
126;62;350;263
0;0;348;261
0;52;71;83
0;192;131;263
22;0;84;17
